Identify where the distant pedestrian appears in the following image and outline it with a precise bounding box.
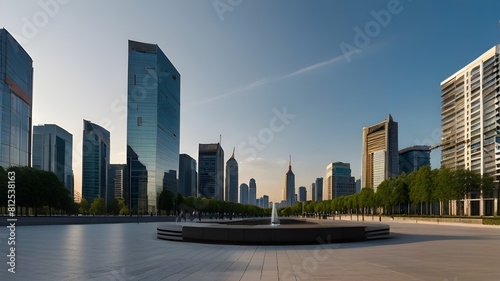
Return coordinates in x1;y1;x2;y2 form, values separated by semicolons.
181;210;186;222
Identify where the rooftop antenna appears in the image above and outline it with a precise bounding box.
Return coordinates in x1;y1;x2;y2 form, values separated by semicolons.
219;134;222;145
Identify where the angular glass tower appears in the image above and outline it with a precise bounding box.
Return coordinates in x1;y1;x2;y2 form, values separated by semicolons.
0;28;33;168
32;124;74;197
82;120;110;204
127;40;180;214
225;149;238;202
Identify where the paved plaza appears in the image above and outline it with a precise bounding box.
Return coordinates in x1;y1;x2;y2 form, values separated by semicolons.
0;220;499;280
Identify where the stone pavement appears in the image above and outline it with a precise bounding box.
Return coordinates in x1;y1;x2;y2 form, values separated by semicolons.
0;220;499;280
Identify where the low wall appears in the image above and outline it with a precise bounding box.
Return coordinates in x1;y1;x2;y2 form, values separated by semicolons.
330;214;484;225
0;215;177;226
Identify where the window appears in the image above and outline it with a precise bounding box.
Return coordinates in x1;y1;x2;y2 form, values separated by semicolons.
137;117;142;126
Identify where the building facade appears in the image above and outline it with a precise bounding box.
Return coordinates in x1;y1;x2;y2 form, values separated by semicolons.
82;120;110;204
311;182;316;201
179;154;197;197
325;162;356;199
298;186;307;202
315;177;323;202
239;183;248;204
108;164;128;203
127;40;180;214
441;45;500;216
225;149;238;202
32;124;74;197
283;156;295;206
249;178;256;206
198;143;224;200
362;114;399;191
0;28;33;168
399;145;431;174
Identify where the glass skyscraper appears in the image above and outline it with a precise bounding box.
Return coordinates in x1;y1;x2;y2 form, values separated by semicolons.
399;145;431;174
0;28;33;168
225;149;238;202
127;40;180;214
198;143;224;200
239;183;248;204
283;156;295;207
325;162;356;199
179;153;197;197
249;178;256;206
32;124;74;198
82;120;110;204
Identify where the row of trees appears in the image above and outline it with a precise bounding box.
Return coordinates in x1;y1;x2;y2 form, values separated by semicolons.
279;166;495;217
157;190;270;218
0;166;78;215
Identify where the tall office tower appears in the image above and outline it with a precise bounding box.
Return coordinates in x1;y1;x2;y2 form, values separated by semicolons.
179;154;197;197
399;145;431;174
441;45;500;216
225;148;238;202
239;183;248;204
315;177;323;202
198;143;224;200
82;120;110;204
298;186;307;202
362;114;399;191
249;178;256;206
326;162;356;199
0;29;33;168
311;182;316;201
108;164;128;202
32;124;74;197
355;179;361;193
261;195;269;209
127;40;180;214
283;156;295;206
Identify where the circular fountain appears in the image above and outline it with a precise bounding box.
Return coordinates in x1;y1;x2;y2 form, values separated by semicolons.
157;207;390;245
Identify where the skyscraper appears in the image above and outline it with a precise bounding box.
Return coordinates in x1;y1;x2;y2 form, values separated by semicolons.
82;120;110;204
225;148;238;203
325;162;356;199
198;143;224;200
240;183;248;204
311;182;316;201
179;154;197;197
249;178;256;206
283;156;295;206
441;45;500;216
362;115;399;191
399;145;431;174
127;40;180;214
108;164;128;202
298;186;307;202
0;28;33;168
315;177;323;202
32;124;74;197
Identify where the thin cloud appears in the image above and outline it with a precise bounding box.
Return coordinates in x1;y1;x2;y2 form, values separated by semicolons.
194;52;354;105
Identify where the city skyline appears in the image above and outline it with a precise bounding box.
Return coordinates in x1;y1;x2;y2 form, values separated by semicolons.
2;1;500;202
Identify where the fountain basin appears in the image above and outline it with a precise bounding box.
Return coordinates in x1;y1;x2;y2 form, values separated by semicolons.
157;218;390;245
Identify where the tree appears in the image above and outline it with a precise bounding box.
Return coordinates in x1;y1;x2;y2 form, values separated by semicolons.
107;198;120;215
90;198;106;215
409;166;434;215
392;173;409;214
376;180;392;214
158;190;174;213
79;198;90;215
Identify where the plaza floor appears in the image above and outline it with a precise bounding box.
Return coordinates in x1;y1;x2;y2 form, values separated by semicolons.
0;220;499;280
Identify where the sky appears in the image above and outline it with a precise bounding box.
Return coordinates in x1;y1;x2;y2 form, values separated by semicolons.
1;0;500;203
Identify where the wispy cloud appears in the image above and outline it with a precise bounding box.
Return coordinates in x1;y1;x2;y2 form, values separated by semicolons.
194;52;353;105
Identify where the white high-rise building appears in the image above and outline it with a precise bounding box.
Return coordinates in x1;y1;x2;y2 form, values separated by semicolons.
441;45;500;216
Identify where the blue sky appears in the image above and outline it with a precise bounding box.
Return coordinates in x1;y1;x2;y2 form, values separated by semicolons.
1;0;500;202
